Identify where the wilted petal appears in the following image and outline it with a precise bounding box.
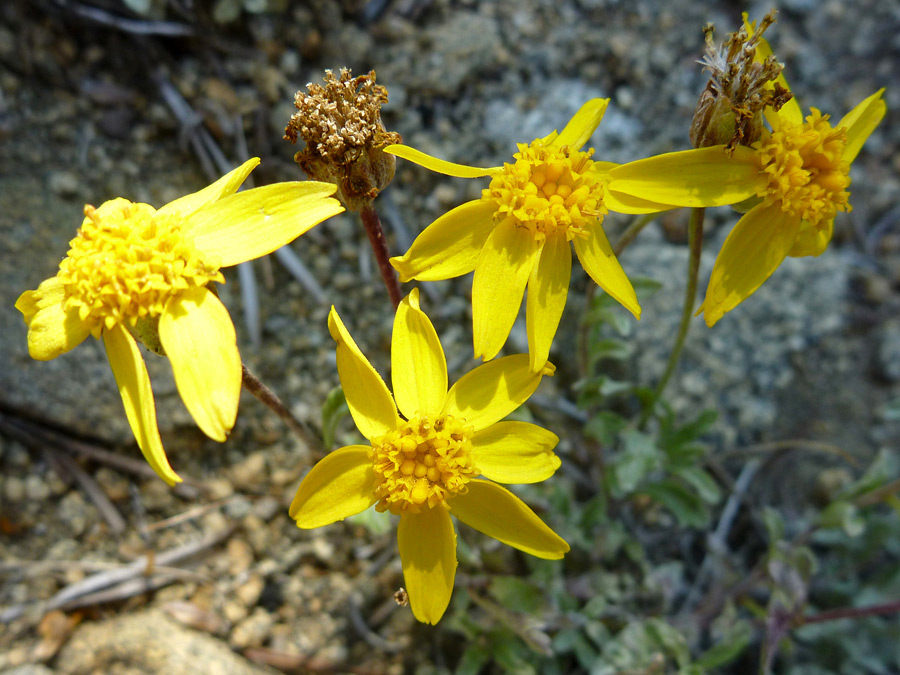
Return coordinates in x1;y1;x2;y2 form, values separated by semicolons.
442;354;550;432
397;507;457;625
390;200;496;282
392;289;447;419
103;323;181;485
328;306;400;441
449;480;569;559
526;232;571;372
703;202;800;326
472;217;540;361
16;278;89;360
471;421;560;484
186;182;343;267
289;445;377;528
159;287;241;442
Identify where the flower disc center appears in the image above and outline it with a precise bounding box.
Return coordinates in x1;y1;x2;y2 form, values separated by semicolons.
58;198;223;335
756;109;851;226
373;414;477;515
483;141;607;242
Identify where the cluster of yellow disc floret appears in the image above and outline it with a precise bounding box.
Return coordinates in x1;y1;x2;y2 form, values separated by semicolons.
756;109;851;226
372;414;478;515
57;198;223;336
483;141;608;243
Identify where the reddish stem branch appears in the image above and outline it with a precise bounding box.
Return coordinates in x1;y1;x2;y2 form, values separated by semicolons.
241;364;317;454
800;598;900;626
360;203;402;310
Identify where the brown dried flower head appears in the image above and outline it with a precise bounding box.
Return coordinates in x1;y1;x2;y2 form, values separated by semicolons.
690;10;793;152
284;68;401;211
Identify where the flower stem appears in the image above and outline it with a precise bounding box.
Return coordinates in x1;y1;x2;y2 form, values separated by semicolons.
241;364;318;453
360;203;402;310
639;207;705;427
800;598;900;625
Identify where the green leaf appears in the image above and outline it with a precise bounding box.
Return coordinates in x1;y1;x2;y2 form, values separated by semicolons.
584;411;627;446
321;386;349;450
675;466;722;504
610;430;660;495
641;479;710;528
696;620;753;668
455;643;491;675
819;501;866;537
488;577;545;614
762;506;786;547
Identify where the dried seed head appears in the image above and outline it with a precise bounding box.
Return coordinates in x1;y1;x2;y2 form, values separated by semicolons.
284;68;402;210
690;11;793;152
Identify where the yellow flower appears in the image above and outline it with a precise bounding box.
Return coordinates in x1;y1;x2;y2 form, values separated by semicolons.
290;289;568;624
607;22;886;326
386;99;764;370
16;159;344;484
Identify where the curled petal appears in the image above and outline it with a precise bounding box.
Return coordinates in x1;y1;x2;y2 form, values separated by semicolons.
392;289;448;419
838;89;886;164
788;220;833;258
159;158;260;219
472;217;541;361
103;323;181;485
526;232;571;372
703;202;801;327
573;223;640;319
553;98;609;150
16;278;90;360
289;445;377;528
159;287;241;442
186;182;343;267
385;144;499;178
449;480;569;559
442;354;551;432
607;146;764;208
471;421;560;484
328;306;400;441
390;200;496;282
397;507;457;625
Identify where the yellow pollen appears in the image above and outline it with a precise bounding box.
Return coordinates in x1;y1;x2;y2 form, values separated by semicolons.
482;141;608;243
755;109;851;226
372;414;478;515
56;198;223;337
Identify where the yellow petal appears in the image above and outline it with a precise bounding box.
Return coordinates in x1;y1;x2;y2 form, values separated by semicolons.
159;287;241;442
449;480;569;559
472;217;541;361
604;189;676;216
385;144;499;178
607;146;764;207
103;323;181;485
526;232;571;372
158;158;260;219
328;306;400;441
742;13;802;127
392;289;448;419
553;98;609;150
471;421;560;484
390;200;496;282
289;445;377;528
838;89;886;164
573;223;641;319
788;220;833;258
16;278;90;361
397;507;457;625
442;354;550;432
186;182;344;267
703;202;801;327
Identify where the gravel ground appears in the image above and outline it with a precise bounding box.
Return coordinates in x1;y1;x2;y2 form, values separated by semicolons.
1;0;898;672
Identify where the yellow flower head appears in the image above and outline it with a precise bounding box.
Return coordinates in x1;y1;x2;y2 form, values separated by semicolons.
386;99;667;372
606;18;886;327
290;289;568;624
16;159;344;484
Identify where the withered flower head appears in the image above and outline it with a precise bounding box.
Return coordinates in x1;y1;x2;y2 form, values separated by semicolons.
284;68;402;211
690;10;793;152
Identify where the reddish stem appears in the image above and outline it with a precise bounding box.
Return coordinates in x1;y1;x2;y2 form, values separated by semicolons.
800;598;900;625
360;203;402;310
